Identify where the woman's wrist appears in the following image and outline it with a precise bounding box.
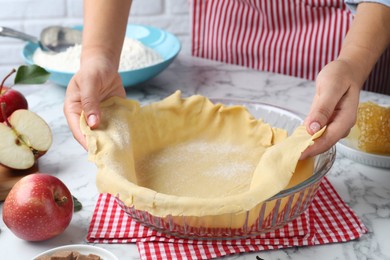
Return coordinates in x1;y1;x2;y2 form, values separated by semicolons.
335;50;372;90
80;47;120;72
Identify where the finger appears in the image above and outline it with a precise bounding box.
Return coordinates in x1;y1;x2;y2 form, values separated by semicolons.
304;90;342;135
301;103;356;159
78;75;102;129
300;129;338;160
304;69;352;135
66;109;88;150
64;78;88;150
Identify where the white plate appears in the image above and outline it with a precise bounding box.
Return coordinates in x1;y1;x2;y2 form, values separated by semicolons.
336;138;390;168
32;244;118;260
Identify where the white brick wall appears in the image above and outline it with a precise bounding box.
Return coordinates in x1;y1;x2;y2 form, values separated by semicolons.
0;0;191;84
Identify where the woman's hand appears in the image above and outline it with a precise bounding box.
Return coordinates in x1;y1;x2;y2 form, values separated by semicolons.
64;0;131;149
64;56;126;149
302;3;390;159
301;59;361;159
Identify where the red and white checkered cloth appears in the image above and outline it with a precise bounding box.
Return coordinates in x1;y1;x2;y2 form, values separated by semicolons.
87;178;367;259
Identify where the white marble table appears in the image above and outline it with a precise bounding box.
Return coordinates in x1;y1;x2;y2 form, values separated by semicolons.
0;54;389;260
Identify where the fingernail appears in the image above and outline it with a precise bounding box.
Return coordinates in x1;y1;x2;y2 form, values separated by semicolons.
87;114;97;127
309;121;321;133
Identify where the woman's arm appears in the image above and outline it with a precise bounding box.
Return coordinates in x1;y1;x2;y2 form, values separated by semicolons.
64;0;132;149
339;2;390;85
82;0;132;71
302;2;390;159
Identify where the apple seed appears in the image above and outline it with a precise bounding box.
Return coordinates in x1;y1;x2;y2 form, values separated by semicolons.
17;133;32;147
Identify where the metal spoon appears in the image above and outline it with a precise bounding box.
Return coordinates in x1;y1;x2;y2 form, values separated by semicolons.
0;26;82;53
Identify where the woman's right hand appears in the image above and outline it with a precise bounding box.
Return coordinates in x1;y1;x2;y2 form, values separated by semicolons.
64;55;126;150
301;59;361;159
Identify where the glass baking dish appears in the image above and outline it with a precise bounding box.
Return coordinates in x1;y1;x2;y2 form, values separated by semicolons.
114;99;336;239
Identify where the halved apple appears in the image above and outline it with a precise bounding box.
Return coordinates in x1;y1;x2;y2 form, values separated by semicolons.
0;109;52;170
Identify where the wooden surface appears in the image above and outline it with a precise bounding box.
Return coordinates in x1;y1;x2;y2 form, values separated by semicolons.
0;163;39;201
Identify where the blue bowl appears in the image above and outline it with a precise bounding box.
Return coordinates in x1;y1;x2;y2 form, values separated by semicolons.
22;24;181;88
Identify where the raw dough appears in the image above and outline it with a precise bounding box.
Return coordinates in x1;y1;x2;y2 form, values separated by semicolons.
81;91;324;218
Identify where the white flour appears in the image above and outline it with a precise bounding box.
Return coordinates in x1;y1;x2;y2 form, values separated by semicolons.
33;38;164;72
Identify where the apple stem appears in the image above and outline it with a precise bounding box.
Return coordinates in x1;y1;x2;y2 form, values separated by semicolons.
0;68;16;93
0;102;11;127
55;195;68;206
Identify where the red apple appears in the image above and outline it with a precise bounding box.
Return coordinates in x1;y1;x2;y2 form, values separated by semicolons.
0;109;53;169
0;69;28;122
2;173;74;241
0;87;28;122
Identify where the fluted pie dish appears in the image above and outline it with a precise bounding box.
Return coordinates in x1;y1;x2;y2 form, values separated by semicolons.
81;91;335;239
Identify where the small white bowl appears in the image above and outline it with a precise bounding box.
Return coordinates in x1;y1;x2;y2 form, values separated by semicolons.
337;139;390;168
337;102;390;168
32;244;118;260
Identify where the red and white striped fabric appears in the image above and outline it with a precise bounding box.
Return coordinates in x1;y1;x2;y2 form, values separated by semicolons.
191;0;390;94
87;178;367;260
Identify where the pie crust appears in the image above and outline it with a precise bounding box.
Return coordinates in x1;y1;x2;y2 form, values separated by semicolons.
81;91;324;220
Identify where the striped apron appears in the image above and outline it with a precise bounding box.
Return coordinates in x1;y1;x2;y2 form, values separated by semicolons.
191;0;390;95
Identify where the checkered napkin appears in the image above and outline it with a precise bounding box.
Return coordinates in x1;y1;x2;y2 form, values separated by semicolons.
87;178;367;260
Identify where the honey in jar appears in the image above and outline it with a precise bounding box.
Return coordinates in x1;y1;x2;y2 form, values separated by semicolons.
355;101;390;155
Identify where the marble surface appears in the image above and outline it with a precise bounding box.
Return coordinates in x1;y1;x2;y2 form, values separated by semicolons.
0;54;389;260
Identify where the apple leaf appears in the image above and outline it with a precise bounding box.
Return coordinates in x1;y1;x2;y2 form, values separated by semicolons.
72;195;82;212
14;65;50;85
